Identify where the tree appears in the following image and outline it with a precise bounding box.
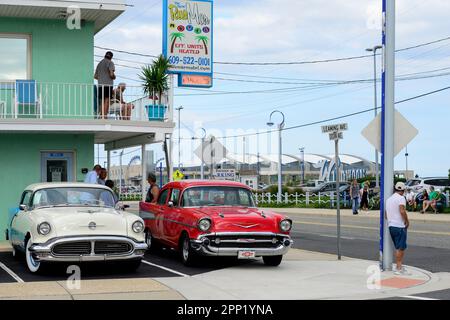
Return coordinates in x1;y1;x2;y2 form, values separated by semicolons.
170;32;185;53
195;35;209;55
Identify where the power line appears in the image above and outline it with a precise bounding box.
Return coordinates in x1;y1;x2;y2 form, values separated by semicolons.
95;35;450;66
187;85;450;140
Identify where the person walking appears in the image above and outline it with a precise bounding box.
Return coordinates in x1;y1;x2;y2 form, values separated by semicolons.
360;182;369;211
386;182;410;275
350;179;360;215
145;173;160;203
94;51;116;119
84;165;102;184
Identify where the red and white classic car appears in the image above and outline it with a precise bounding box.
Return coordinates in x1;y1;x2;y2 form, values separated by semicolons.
139;180;293;266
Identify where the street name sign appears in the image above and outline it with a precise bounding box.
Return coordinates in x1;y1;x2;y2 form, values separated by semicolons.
361;110;418;157
329;132;344;141
321;123;348;134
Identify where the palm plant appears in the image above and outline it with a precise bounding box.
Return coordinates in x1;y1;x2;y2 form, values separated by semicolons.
170;32;185;53
140;55;170;110
195;35;209;55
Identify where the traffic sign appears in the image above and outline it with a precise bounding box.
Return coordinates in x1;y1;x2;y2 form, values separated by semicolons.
329;132;344;141
173;169;185;181
214;169;236;181
194;135;228;165
361;110;418;157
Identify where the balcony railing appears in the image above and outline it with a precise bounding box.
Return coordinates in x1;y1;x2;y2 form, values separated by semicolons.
0;81;172;122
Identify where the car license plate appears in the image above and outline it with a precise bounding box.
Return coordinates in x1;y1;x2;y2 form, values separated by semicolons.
238;250;256;259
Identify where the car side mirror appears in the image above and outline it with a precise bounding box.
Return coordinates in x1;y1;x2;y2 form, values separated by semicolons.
168;201;174;208
19;204;28;211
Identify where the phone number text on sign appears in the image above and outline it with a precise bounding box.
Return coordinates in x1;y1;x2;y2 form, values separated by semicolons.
163;0;213;75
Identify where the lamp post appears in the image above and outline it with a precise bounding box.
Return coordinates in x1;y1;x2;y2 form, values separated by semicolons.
366;45;383;189
267;110;285;203
114;150;124;198
192;127;207;179
299;147;305;185
405;145;409;177
175;106;184;171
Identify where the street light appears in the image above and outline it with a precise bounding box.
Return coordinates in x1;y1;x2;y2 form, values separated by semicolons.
113;150;124;197
366;45;383;189
192;127;207;179
267;110;285;203
175;106;184;171
299;147;305;185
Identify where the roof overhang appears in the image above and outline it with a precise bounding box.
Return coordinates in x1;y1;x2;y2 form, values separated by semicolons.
0;118;175;149
0;0;126;33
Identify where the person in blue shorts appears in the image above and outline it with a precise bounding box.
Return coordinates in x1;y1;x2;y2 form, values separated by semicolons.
386;182;411;275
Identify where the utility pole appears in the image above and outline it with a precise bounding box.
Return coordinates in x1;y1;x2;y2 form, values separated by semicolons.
175;106;184;171
381;0;396;271
267;110;285;203
299;147;305;185
366;45;382;189
405;145;409;177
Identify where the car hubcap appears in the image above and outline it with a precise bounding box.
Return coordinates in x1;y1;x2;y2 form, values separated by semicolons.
183;239;189;261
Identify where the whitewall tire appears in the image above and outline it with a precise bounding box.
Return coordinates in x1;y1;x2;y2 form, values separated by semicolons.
25;238;42;273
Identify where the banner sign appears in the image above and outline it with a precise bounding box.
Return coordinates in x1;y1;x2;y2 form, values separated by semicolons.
163;0;213;87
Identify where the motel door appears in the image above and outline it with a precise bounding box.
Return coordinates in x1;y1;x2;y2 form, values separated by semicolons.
41;152;75;183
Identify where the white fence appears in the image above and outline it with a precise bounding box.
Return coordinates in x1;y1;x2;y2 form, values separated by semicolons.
0;81;172;122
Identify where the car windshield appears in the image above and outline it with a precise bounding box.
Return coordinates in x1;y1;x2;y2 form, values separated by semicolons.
181;186;256;208
31;187;117;209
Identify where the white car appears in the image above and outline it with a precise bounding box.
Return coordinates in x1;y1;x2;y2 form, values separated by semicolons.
405;177;450;192
6;183;147;273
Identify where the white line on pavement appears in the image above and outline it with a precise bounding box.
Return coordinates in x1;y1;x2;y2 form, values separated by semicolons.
400;295;439;301
318;234;355;240
0;261;24;283
142;259;190;277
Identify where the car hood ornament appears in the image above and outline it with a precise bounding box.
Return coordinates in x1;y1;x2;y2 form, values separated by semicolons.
232;223;259;229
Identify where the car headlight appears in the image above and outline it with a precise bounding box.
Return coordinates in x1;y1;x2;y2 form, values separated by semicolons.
37;222;51;235
198;218;212;232
132;221;144;233
280;219;292;232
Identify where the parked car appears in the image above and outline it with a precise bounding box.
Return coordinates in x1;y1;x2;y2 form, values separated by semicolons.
6;183;147;273
139;180;293;266
303;182;350;195
405;177;450;192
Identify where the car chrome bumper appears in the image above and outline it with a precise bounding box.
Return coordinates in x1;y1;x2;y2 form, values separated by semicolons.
29;236;148;262
191;232;293;257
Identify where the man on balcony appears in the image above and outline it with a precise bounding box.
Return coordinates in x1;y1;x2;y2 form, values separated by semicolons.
94;51;116;119
111;83;135;120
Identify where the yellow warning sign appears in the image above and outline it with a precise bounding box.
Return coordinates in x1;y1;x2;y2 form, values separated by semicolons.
173;170;185;181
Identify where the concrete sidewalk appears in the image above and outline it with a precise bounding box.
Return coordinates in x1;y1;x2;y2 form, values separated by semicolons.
264;207;450;223
1;248;448;300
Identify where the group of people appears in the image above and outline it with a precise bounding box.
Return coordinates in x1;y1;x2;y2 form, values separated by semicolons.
94;51;135;120
405;186;443;214
349;179;371;215
84;164;115;190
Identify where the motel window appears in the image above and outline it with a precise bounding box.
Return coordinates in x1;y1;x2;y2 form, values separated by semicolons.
0;34;31;81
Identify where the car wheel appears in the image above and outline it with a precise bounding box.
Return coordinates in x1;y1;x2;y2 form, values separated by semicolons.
25;237;45;273
262;255;283;266
181;235;197;266
145;229;160;252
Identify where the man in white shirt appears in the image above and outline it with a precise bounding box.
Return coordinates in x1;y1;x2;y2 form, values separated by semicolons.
386;182;410;275
84;165;102;184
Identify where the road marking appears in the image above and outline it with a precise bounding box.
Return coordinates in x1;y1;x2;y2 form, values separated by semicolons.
293;221;450;236
0;261;24;283
142;259;190;277
399;295;438;300
318;234;355;240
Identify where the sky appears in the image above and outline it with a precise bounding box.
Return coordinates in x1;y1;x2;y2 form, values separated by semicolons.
94;0;450;177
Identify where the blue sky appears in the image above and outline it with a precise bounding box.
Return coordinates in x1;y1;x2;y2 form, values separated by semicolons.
95;0;450;177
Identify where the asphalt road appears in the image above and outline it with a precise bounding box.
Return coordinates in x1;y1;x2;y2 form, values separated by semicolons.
289;213;450;273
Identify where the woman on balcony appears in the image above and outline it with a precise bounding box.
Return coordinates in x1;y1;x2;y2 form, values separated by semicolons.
111;83;134;120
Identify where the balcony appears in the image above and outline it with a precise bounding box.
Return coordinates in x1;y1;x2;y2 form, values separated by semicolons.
0;81;175;147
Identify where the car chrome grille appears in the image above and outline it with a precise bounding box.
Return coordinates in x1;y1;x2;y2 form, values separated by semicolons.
94;241;132;255
52;241;91;256
205;234;284;249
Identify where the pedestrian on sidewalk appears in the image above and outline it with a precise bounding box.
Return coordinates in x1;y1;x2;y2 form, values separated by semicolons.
360;182;369;211
350;179;360;215
84;164;102;184
386;182;411;275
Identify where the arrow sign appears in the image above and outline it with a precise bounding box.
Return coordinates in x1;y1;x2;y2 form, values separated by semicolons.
361;110;419;157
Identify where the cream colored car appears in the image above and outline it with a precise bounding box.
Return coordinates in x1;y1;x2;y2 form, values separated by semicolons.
6;183;147;273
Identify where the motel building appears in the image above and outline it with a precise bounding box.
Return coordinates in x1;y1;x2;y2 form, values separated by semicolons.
0;0;175;240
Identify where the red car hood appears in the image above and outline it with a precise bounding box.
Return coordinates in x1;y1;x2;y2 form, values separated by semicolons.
194;207;283;233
